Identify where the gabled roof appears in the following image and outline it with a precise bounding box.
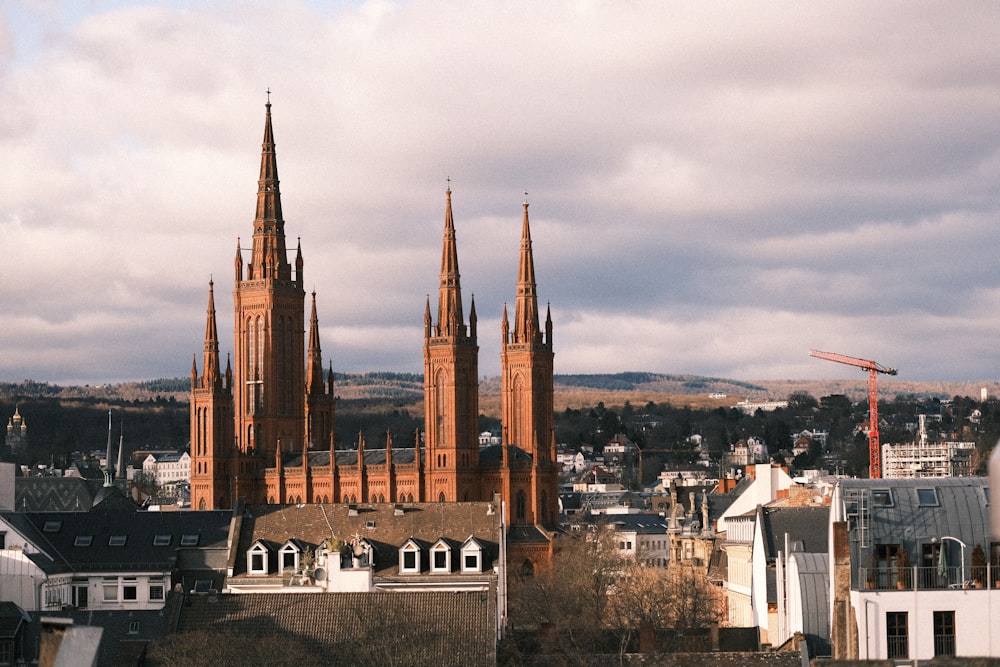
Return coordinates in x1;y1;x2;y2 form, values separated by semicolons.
0;500;232;574
232;502;502;577
759;505;830;561
15;476;105;512
834;477;990;557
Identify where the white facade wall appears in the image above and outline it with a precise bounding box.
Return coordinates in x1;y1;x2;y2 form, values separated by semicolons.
853;588;1000;660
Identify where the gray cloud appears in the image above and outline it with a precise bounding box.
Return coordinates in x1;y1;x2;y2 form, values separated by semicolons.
2;1;1000;385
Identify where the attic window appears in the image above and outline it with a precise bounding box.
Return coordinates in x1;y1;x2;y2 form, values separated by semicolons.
43;521;62;533
365;520;376;529
108;535;127;547
192;579;212;594
430;541;452;573
871;490;893;507
916;488;939;507
180;534;199;546
400;543;421;573
74;535;93;547
153;535;172;546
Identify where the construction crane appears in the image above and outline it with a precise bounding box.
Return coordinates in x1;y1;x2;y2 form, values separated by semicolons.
809;349;897;479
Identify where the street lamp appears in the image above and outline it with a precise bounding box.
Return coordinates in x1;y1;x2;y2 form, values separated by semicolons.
935;536;967;585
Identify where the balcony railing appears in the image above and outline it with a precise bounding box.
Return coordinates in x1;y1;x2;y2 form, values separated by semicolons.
859;564;998;591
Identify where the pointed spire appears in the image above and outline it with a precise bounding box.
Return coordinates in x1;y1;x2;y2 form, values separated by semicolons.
436;186;464;336
501;303;509;343
469;294;477;339
306;291;324;395
295;237;304;286
385;430;393;466
202;280;221;387
235;237;243;282
424;295;432;338
190;354;198;391
514;198;540;344
250;98;290;281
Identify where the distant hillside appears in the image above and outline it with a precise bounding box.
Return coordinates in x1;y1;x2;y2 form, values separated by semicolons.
3;373;997;408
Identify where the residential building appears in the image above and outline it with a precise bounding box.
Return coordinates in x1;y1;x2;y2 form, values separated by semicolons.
189;101;558;570
140;451;191;490
715;464;794;532
829;477;1000;660
0;492;231;613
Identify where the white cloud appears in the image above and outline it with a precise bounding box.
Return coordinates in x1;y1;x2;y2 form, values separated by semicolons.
2;1;1000;384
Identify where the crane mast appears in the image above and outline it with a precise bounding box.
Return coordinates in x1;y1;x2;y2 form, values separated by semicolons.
808;349;897;479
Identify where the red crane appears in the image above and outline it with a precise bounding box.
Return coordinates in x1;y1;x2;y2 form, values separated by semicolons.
809;349;897;479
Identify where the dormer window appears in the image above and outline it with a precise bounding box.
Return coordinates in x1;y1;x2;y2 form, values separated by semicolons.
430;538;453;573
279;540;302;572
399;539;422;574
461;537;484;573
247;541;271;575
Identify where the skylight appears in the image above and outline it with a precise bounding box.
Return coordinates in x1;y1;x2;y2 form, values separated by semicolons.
153;535;172;546
43;521;62;533
916;488;939;507
74;535;93;547
109;535;127;547
180;534;199;546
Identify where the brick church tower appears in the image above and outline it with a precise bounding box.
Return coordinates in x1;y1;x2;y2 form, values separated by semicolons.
422;187;481;504
189;100;555;553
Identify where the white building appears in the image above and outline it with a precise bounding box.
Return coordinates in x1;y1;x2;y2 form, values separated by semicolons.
829;477;1000;660
141;451;191;489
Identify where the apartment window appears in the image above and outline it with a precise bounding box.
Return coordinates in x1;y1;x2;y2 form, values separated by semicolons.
122;582;138;601
464;553;479;570
431;544;450;572
933;611;955;656
886;611;908;659
149;584;164;601
400;542;421;573
128;621;140;634
0;531;5;549
103;579;118;602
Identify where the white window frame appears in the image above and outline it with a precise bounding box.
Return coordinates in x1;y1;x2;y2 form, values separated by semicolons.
279;541;301;572
399;541;421;574
430;539;452;573
247;542;270;575
460;538;483;573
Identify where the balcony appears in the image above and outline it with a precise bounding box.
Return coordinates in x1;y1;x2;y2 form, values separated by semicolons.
859;564;999;591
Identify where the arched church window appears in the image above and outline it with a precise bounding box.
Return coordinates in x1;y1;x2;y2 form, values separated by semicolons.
439;492;446;503
516;491;526;521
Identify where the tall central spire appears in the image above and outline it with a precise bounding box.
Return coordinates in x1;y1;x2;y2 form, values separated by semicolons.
436;186;465;336
250;99;290;281
202;279;221;386
513;199;540;343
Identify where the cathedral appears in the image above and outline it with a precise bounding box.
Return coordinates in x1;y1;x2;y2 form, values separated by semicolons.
189;101;559;539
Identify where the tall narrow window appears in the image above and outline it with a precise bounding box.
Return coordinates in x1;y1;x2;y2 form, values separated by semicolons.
886;611;908;659
933;611;955;656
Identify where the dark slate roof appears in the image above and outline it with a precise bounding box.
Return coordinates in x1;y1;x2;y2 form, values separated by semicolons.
605;513;670;534
14;476;105;512
835;477;991;585
173;591;497;667
0;496;232;575
790;551;830;657
759;506;830;561
0;601;29;639
479;443;534;465
23;606;173;667
232;502;502;577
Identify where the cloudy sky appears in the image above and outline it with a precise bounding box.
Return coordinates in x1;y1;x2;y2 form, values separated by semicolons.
2;1;1000;386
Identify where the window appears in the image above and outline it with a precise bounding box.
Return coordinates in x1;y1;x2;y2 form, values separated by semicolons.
74;535;93;547
933;611;955;656
153;535;172;546
886;611;908;659
192;580;211;594
433;549;448;571
103;581;118;602
122;584;137;601
464;553;479;570
403;550;416;570
917;488;939;507
128;621;140;634
0;532;5;549
43;521;62;533
149;584;164;601
108;535;127;547
400;542;421;573
871;490;893;507
180;534;199;546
